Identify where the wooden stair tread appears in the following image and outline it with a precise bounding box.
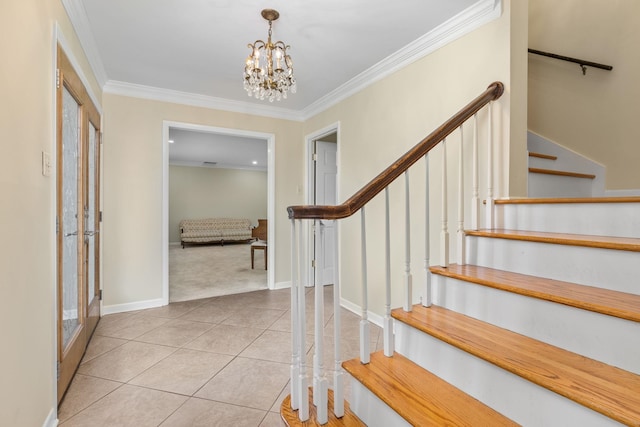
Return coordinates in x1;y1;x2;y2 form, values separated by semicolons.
529;167;596;179
529;151;557;160
281;388;365;427
342;351;517;427
466;228;640;252
495;196;640;205
392;305;640;426
430;264;640;322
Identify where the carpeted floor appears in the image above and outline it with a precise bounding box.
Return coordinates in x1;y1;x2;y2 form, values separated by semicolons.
169;242;268;302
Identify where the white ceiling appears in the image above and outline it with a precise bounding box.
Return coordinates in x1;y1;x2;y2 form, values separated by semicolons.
168;128;268;171
66;0;496;167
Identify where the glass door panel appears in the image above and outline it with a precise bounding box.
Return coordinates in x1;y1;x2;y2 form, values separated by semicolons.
84;121;100;335
86;122;96;309
61;86;81;349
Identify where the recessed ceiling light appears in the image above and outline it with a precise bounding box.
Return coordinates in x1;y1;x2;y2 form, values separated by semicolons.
168;139;174;143
252;161;258;165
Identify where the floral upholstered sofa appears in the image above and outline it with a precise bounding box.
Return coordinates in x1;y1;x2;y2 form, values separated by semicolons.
179;218;253;248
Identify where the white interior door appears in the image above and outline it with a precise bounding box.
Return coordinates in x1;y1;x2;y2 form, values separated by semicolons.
314;140;337;286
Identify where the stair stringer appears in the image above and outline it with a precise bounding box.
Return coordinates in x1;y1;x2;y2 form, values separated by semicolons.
432;274;640;374
394;320;622;427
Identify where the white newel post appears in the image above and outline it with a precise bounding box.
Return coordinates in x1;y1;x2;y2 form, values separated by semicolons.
332;220;345;418
313;220;328;424
359;207;371;364
485;103;495;229
457;126;466;266
296;220;309;421
403;171;413;312
290;219;300;411
383;188;394;356
440;138;450;267
423;154;432;307
471;114;480;230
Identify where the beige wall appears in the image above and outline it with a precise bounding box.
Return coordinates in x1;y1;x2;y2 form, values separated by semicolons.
303;0;525;314
529;0;640;190
0;0;102;425
169;166;267;243
102;94;303;306
0;1;522;424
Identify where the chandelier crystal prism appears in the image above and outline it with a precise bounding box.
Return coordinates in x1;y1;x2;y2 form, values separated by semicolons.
243;9;296;102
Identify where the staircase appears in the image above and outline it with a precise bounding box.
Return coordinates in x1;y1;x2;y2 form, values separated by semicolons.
282;84;640;426
345;198;640;426
527;131;605;197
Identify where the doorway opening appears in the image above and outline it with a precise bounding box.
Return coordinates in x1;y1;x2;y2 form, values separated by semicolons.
305;123;339;287
162;122;275;304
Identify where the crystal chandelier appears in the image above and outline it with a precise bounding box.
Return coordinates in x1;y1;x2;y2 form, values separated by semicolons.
244;9;296;102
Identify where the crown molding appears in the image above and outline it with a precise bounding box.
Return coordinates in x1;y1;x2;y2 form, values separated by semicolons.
69;0;500;123
299;0;502;120
61;0;108;87
103;80;305;122
168;160;268;172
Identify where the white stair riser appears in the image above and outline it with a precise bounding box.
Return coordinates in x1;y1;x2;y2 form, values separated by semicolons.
395;322;623;427
528;173;594;198
348;378;411;427
434;275;640;374
467;236;639;295
528;156;557;169
497;203;640;238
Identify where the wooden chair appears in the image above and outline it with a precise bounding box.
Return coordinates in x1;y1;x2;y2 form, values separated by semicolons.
251;219;267;269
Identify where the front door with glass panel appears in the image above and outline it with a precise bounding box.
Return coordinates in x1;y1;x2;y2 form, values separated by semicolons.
56;45;101;401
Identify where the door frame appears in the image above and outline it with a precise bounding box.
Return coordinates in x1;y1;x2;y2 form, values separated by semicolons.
304;122;340;287
161;121;275;304
53;26;104;405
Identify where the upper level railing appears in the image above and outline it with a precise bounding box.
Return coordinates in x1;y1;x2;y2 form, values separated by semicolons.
286;82;505;425
528;48;613;76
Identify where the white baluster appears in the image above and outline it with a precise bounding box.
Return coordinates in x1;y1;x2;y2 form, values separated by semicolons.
471;114;480;230
313;220;328;424
486;103;495;229
332;220;345;418
440;138;450;267
290;219;300;411
383;188;394;356
297;219;309;421
457;126;466;265
424;154;432;307
403;171;413;312
360;207;371;364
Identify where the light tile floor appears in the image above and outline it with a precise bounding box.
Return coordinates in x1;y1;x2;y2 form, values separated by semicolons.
59;286;382;426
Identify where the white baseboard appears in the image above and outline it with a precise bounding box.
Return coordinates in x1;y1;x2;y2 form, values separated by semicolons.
339;297;384;328
273;280;292;290
42;407;58;427
101;298;164;315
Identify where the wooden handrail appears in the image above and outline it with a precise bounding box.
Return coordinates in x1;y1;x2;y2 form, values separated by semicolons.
528;49;613;75
287;81;505;220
